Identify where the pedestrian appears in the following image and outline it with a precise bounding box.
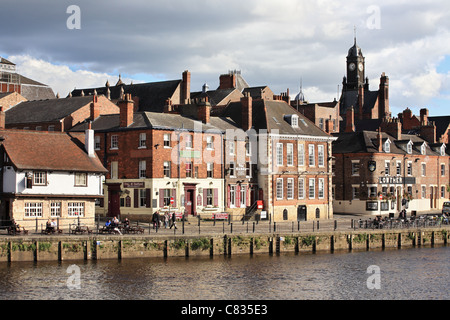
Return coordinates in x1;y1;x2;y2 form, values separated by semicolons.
164;212;169;228
152;211;160;229
169;212;177;229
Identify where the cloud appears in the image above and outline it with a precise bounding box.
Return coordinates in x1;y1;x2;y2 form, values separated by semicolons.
0;0;449;114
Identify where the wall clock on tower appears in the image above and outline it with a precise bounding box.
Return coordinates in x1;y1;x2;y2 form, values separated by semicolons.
349;63;356;71
358;63;364;71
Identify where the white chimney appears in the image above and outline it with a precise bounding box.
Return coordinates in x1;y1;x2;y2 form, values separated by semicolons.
85;121;95;157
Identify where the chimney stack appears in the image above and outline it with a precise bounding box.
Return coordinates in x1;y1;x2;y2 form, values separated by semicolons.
219;72;236;90
85;121;95;157
379;73;390;119
380;117;402;140
241;93;252;131
119;93;134;128
90;95;100;121
345;106;355;133
358;85;364;120
182;70;191;104
377;127;383;152
197;98;211;124
0;106;5;129
420;108;429;125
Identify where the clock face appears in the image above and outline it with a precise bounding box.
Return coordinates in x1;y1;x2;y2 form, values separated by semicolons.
348;63;356;71
358;63;364;72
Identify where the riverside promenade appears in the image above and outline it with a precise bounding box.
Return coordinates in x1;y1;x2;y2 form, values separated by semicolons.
0;212;448;263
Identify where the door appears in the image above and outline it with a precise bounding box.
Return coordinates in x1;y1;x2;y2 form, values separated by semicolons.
297;205;307;221
108;189;120;217
185;189;195;216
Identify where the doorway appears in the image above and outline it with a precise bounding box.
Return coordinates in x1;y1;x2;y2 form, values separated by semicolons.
107;183;121;218
184;184;196;216
297;205;307;221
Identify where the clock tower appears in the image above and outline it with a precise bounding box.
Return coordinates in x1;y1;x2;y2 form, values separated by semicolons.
343;37;366;91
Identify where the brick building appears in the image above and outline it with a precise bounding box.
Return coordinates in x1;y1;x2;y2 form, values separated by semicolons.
5;95;119;132
71;94;232;220
332;116;449;216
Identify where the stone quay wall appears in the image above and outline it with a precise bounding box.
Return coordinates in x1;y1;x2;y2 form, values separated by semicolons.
0;227;448;262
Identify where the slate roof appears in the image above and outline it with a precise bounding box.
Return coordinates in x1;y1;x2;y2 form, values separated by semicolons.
340;89;379;116
5;96;96;124
0;130;107;173
332;130;443;156
70;80;182;113
190;88;241;106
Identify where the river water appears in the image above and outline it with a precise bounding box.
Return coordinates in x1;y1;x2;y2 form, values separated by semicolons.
0;246;448;300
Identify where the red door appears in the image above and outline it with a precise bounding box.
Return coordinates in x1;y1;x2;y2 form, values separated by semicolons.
107;183;121;218
185;189;195;216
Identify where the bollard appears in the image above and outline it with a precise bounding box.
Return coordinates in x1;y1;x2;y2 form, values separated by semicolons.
298;221;300;231
274;222;276;233
317;220;320;230
230;223;233;234
253;222;255;233
334;220;337;231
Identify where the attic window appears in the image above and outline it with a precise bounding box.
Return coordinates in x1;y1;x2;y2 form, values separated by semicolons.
384;140;391;153
441;145;446;156
421;144;426;155
407;142;412;154
291;115;298;128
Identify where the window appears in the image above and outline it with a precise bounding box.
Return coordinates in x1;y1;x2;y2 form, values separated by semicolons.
352;161;360;176
369;187;377;198
207;189;214;206
229;162;235;177
245;162;252;178
164;161;171;178
68;202;85;217
385;161;390;176
421;163;426;176
25;203;43;217
33;171;46;185
441;145;446;156
207;163;213;178
186;162;193;178
441;186;446;198
185;135;193;149
407;186;413;197
139;133;146;148
140;189;147;207
245;141;251;156
163;189;171;207
139;161;146;179
48;125;55;132
291;115;298;128
318;145;325;167
35;126;42;131
298;144;305;166
206;136;214;150
318;178;324;199
287;144;293;166
318;118;324;130
441;164;445;177
407;142;412;154
384;140;390;153
352;187;360;200
110;161;118;179
164;133;171;148
287;178;294;200
50;202;61;217
240;186;246;207
276;143;283;166
421;144;426;155
396;162;401;176
276;179;283;200
94;136;101;150
421;186;426;198
298;178;305;199
407;161;412;176
111;135;118;149
308;145;315;167
229;141;235;155
229;186;236;208
309;179;315;199
75;173;87;186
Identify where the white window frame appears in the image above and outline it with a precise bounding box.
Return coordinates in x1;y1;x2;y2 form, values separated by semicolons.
298;144;305;167
33;171;47;186
276;143;283;167
74;172;87;187
163;133;171;148
139;160;146;179
308;178;315;199
318;145;325;167
318;178;325;199
50;202;61;217
139;133;147;148
287;143;294;166
421;163;426;177
163;161;171;178
276;178;284;200
206;136;214;150
308;144;315;167
94;136;101;150
298;178;305;199
351;161;360;176
25;202;43;218
68;202;85;217
287;178;294;200
110;135;118;149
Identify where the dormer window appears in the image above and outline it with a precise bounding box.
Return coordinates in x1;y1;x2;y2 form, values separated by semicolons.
291;115;298;128
384;140;391;153
441;145;446;156
407;141;413;154
421;143;426;155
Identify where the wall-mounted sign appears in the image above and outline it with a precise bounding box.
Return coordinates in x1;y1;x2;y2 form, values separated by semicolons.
378;176;416;185
123;182;145;188
368;161;376;172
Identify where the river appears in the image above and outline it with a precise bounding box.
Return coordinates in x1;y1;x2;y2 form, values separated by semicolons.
0;246;448;300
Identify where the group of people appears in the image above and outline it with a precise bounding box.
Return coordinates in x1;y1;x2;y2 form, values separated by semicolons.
152;211;177;230
104;216;129;235
45;219;58;233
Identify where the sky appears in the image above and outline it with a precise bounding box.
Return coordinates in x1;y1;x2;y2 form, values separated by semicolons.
1;0;449;116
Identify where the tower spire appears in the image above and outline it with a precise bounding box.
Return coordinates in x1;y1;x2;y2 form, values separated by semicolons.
354;25;357;45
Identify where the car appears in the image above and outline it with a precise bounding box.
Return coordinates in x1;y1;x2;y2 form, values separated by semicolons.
442;202;450;214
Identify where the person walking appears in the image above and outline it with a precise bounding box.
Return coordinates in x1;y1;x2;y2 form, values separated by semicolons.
169;212;177;229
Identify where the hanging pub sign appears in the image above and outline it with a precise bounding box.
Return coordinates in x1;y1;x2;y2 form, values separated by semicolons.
368;161;376;172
